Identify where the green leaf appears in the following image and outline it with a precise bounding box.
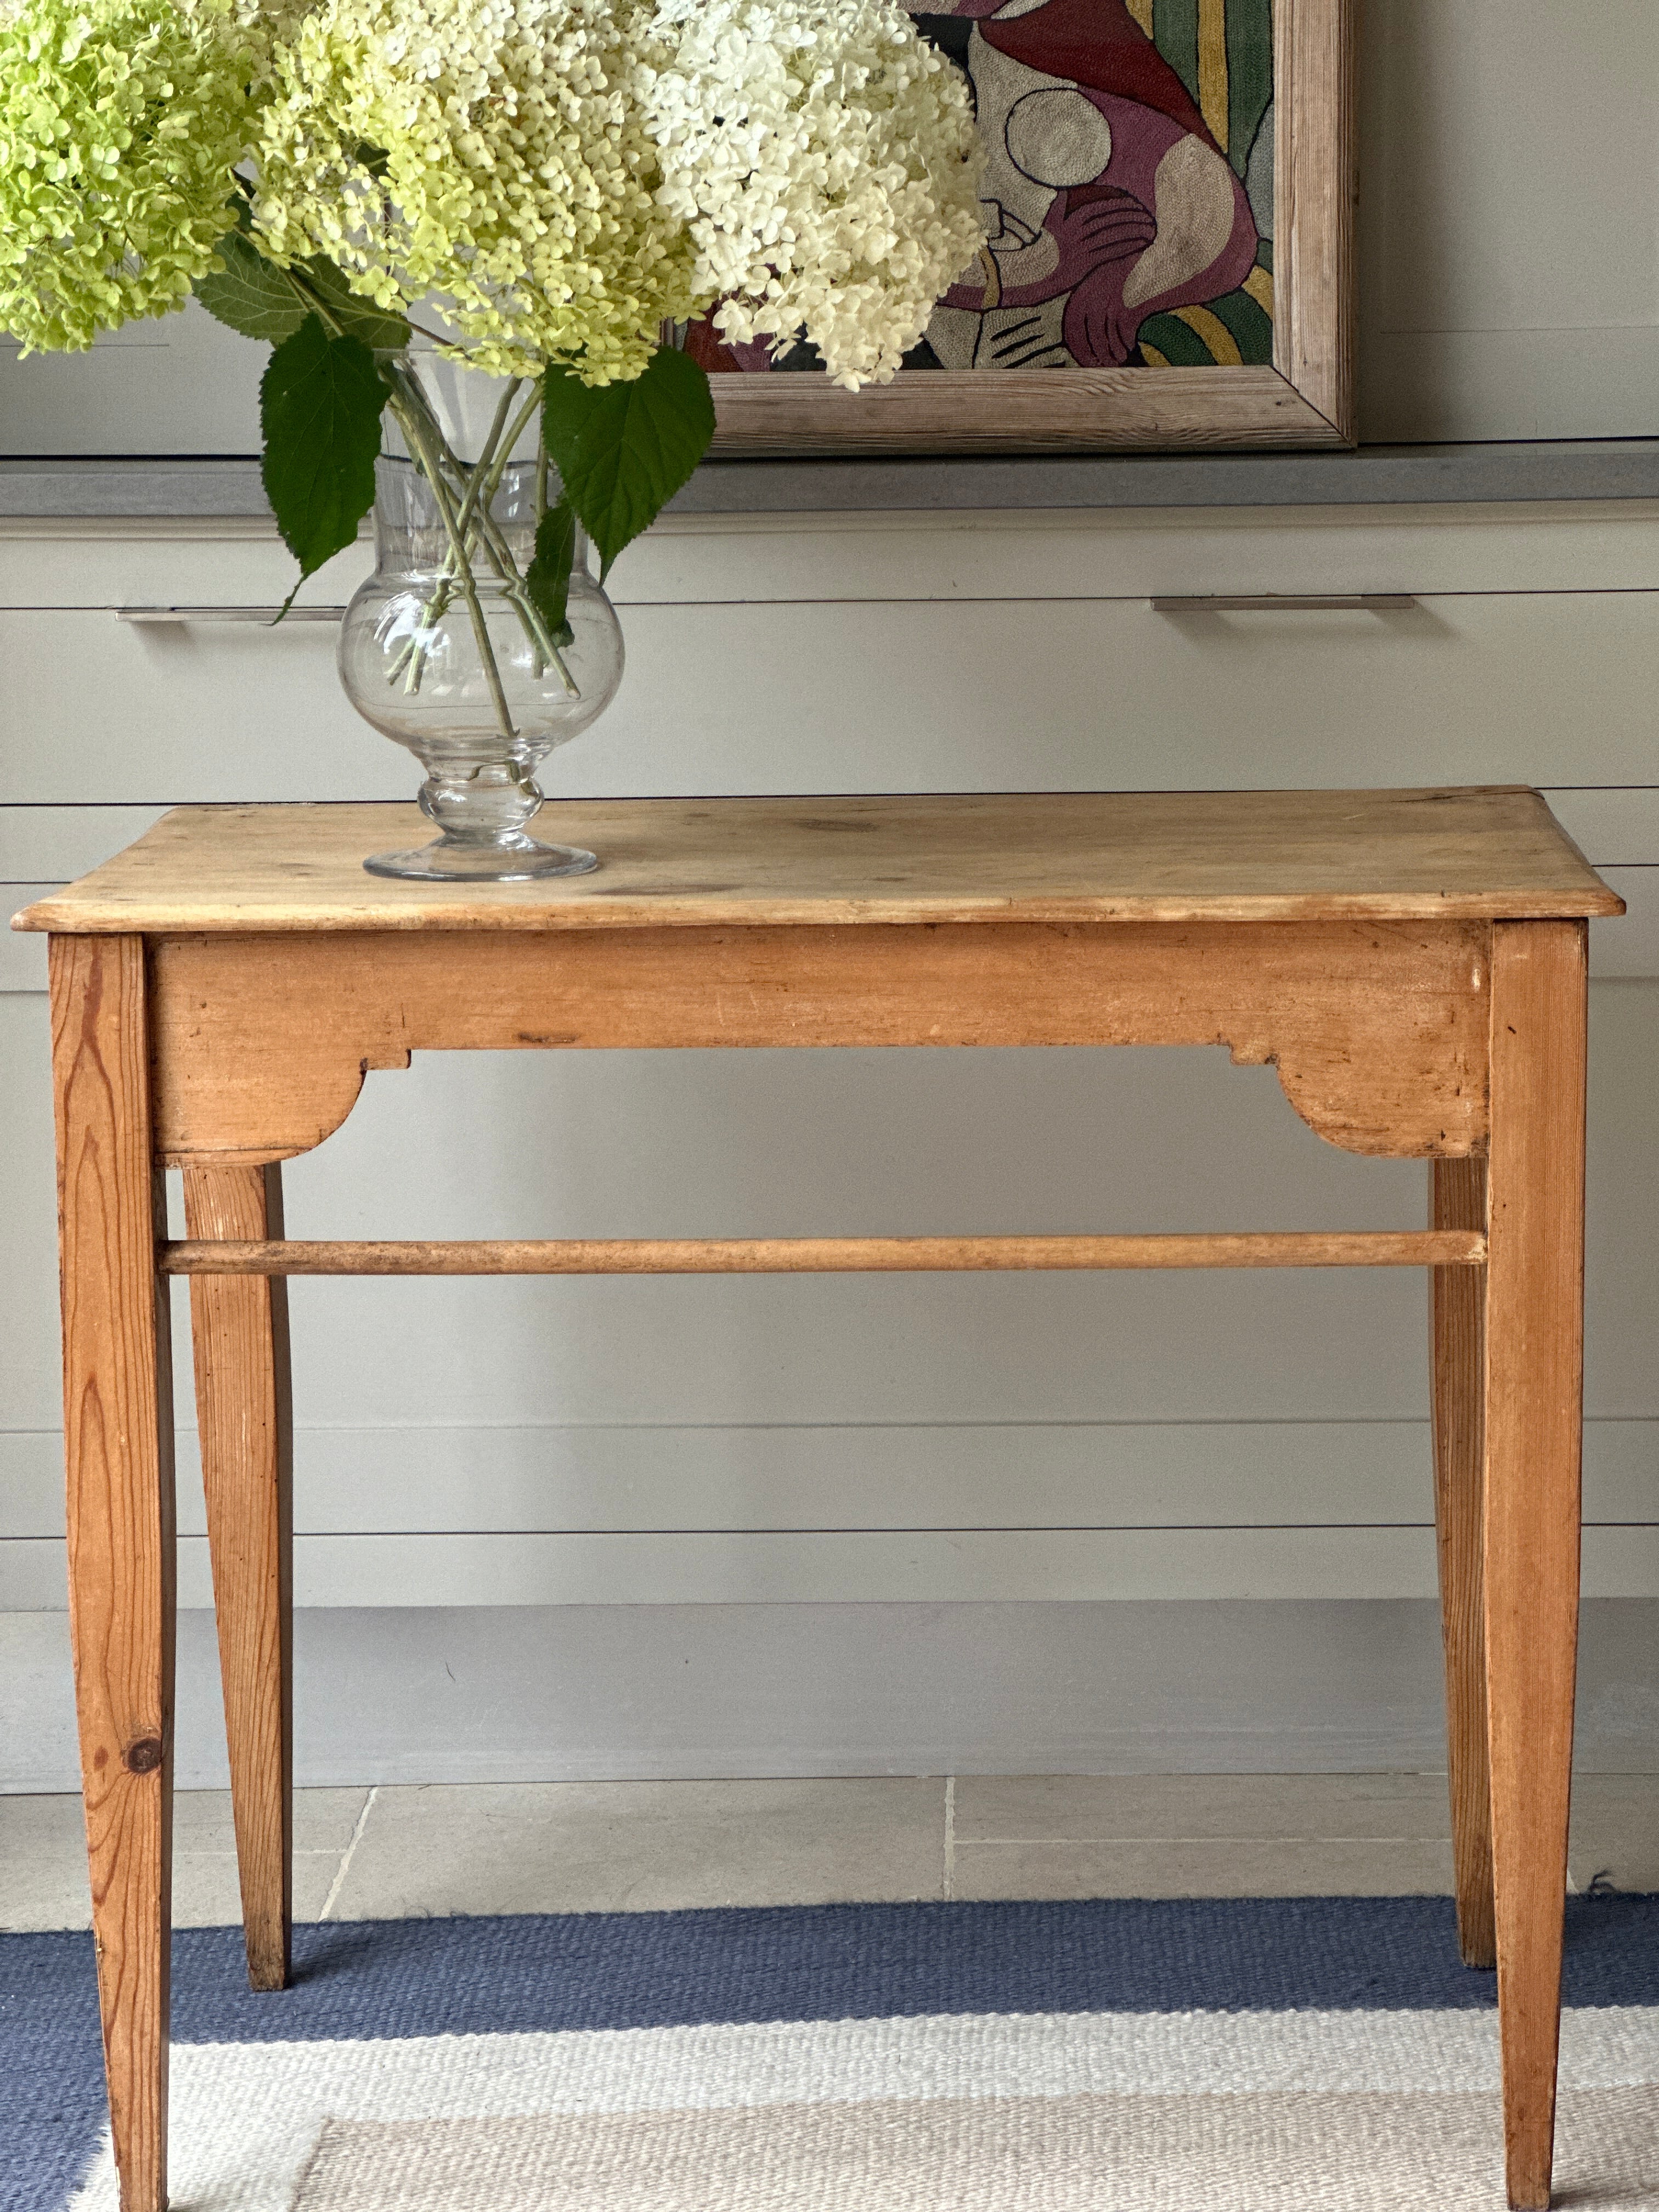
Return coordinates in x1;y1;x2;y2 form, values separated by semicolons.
296;257;410;354
259;314;386;600
526;499;578;646
194;228;410;354
540;347;714;580
194;228;309;345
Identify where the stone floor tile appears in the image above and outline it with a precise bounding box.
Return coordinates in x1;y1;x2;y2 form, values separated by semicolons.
1570;1774;1659;1893
0;1793;92;1929
325;1777;947;1918
949;1834;1458;1901
952;1773;1454;1844
1;1788;369;1931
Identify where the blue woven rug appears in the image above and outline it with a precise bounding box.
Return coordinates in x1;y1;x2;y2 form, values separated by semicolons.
13;1895;1659;2209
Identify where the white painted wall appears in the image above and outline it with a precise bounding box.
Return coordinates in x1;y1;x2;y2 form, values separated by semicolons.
3;505;1658;1651
2;0;1655;449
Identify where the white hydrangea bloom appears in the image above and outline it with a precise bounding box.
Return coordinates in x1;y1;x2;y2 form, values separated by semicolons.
250;0;983;388
644;0;985;387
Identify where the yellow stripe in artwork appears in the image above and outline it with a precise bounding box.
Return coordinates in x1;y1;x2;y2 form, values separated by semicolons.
1139;342;1171;367
1198;0;1229;151
1126;0;1153;31
1243;264;1274;319
1171;304;1243;364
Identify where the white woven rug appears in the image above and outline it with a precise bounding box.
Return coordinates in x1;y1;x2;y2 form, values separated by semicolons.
67;2007;1659;2210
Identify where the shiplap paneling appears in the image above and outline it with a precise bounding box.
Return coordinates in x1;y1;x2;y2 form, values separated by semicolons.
1357;0;1659;442
0;1526;1444;1608
9;1598;1659;1789
0;809;168;878
6;1524;1659;1611
2;1419;1653;1543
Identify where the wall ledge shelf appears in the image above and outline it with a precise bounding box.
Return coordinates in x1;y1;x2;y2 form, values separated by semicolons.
5;441;1659;524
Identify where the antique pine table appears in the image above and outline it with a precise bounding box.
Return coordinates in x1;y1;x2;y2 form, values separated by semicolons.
16;788;1623;2211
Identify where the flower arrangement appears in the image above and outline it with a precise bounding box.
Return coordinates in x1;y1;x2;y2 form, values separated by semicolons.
0;0;984;617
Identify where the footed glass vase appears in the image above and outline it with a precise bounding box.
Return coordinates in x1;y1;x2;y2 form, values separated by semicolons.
338;354;624;881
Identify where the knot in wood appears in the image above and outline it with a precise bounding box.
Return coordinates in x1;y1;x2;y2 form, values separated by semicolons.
124;1737;164;1774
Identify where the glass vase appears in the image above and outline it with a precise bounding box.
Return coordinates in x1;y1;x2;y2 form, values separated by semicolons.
338;353;625;881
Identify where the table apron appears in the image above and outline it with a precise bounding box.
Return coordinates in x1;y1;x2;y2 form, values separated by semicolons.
141;918;1494;1166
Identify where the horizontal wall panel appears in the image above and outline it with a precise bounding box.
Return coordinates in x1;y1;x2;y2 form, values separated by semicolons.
1590;871;1659;977
0;807;167;880
1542;789;1659;868
1356;0;1659;443
13;512;1659;613
1359;332;1659;448
0;1526;1444;1607
0;1420;1461;1540
8;1523;1659;1606
12;593;1659;802
0;300;263;456
11;1598;1659;1791
1;890;51;990
7;1420;1657;1543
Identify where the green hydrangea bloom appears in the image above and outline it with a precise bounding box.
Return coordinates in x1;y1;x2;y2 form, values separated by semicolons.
0;0;261;353
251;0;704;383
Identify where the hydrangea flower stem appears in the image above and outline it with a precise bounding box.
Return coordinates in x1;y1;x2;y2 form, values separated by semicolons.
385;371;574;699
383;365;521;751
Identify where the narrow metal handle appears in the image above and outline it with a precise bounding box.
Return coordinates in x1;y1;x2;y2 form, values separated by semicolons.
117;605;347;623
1149;594;1418;613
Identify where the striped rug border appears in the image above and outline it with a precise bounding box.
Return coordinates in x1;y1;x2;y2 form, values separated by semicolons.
12;1895;1659;2212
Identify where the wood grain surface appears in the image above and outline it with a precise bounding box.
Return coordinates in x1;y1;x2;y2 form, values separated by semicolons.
182;1162;293;1992
12;790;1622;937
706;365;1347;455
49;933;175;2212
1431;1153;1496;1969
145;917;1494;1164
1276;0;1356;438
1482;919;1588;2210
157;1229;1488;1276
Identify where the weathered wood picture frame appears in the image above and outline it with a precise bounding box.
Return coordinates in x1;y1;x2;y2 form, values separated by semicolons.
706;0;1353;455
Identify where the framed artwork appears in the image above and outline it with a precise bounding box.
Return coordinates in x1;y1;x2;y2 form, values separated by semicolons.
701;0;1353;454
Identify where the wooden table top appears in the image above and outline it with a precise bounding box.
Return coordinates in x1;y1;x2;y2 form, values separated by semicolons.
14;788;1624;935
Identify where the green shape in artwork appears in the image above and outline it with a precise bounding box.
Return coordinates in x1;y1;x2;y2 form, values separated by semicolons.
1202;285;1275;364
1227;0;1274;180
1152;0;1201;113
1136;309;1218;366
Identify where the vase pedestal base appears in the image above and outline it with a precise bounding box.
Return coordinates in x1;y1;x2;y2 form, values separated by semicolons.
364;836;599;882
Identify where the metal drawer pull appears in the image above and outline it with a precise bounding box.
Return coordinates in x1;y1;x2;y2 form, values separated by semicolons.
1149;593;1418;613
117;605;347;623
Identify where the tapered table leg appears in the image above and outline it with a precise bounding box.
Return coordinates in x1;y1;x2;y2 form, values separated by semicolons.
183;1162;294;1991
1483;919;1588;2211
1431;1154;1496;1968
50;935;176;2212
